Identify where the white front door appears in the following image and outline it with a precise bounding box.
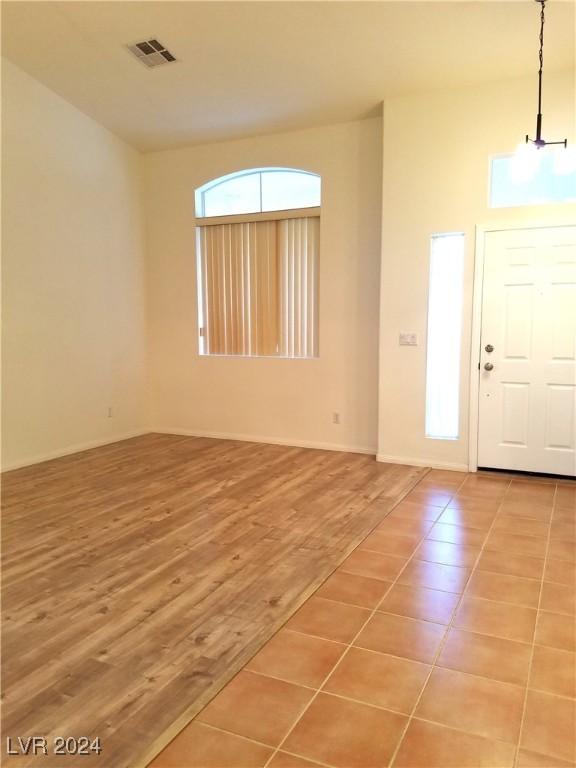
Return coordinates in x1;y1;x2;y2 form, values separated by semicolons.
477;225;576;476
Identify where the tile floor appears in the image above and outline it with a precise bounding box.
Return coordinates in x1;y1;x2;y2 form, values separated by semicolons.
150;471;576;768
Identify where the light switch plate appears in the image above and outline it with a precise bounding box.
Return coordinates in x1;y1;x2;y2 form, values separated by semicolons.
399;332;418;346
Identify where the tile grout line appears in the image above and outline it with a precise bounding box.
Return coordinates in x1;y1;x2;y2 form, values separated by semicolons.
512;481;556;768
385;477;514;768
197;721;335;768
246;644;575;702
197;692;544;760
281;614;535;646
262;474;471;768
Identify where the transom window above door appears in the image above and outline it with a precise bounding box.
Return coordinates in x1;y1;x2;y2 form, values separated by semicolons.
194;168;321;358
195;168;321;218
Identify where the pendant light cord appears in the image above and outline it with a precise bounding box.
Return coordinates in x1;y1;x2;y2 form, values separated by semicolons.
537;0;545;116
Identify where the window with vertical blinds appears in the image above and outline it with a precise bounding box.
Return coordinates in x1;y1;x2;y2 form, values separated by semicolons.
195;169;320;358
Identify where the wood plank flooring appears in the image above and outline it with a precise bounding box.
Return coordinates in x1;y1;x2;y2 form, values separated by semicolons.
1;434;425;768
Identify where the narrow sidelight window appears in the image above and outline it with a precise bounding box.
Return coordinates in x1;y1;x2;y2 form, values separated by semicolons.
425;233;465;439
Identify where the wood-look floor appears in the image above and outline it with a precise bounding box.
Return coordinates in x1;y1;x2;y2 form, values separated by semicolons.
1;434;425;768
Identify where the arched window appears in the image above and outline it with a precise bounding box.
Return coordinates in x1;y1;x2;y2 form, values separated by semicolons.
195;167;321;218
195;168;321;358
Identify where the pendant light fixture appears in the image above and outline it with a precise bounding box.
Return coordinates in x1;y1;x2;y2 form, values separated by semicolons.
525;0;567;149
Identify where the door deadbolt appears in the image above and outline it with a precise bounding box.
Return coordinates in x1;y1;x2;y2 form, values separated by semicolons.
485;344;494;353
484;362;494;371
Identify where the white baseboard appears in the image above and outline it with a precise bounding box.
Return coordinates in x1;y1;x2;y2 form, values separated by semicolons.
155;427;376;456
376;453;468;472
3;431;468;473
2;429;149;472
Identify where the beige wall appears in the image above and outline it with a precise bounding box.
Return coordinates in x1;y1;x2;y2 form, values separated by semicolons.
144;119;383;452
378;69;576;470
1;60;148;469
4;59;574;471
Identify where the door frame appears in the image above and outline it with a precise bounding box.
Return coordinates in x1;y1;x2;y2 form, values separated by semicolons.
468;219;575;473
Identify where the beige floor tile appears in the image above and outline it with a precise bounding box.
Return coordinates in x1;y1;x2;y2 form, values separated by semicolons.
354;611;446;663
286;597;370;643
521;690;576;763
416;476;464;493
437;627;531;686
484;530;547;558
149;722;273;768
508;481;556;505
323;646;429;714
446;495;502;514
509;476;557;486
502;476;556;485
492;516;549;538
466;570;540;608
548;539;576;563
424;469;466;485
545;558;576;587
392;718;516;768
339;550;407;582
453;597;536;643
540;582;575;617
551;520;576;543
415;539;480;568
404;488;454;508
458;476;509;499
375;516;434;540
426;522;487;548
517;749;576;767
267;752;320;768
358;530;417;558
530;645;576;698
378;583;460;625
555;485;576;512
497;499;553;523
415;667;525;744
398;559;471;594
535;611;576;652
196;670;314;747
552;508;576;524
315;571;391;609
389;499;445;522
437;506;497;531
476;549;544;580
283;692;407;768
246;629;346;688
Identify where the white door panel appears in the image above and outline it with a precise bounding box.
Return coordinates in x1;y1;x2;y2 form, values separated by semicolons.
545;385;574;450
501;382;530;446
477;226;576;476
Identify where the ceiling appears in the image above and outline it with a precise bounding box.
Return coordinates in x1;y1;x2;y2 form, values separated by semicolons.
2;1;574;152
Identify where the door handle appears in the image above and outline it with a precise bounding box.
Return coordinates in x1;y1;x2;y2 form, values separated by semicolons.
485;344;494;353
484;362;494;371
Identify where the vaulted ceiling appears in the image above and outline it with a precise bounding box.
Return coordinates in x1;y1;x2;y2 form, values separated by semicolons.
2;1;574;151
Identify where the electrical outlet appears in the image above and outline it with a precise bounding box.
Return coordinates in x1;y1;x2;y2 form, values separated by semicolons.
399;332;418;346
332;412;340;425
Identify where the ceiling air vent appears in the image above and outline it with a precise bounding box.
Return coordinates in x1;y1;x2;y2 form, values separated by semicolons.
127;39;177;68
